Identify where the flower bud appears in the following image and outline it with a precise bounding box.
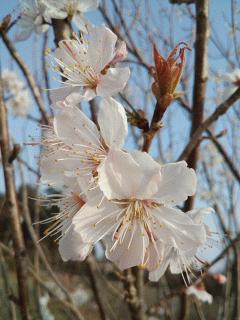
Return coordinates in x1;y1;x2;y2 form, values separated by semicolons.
151;42;190;106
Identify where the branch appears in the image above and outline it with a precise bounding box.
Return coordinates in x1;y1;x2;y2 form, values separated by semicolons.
178;87;240;161
0;84;31;320
86;256;107;320
184;0;209;210
0;29;49;124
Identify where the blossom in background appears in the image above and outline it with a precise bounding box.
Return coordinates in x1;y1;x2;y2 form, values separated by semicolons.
186;284;213;304
72;149;207;276
151;42;190;107
39;294;55;320
15;0;54;41
42;0;99;33
212;273;227;284
50;25;130;104
40;97;128;188
2;70;23;93
221;69;240;99
2;69;30;117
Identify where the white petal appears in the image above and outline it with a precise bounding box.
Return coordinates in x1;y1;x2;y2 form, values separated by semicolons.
87;25;117;73
15;23;33;41
98;98;128;148
187;207;214;224
152;161;197;206
72;13;89;33
50;86;83;104
144;240;165;272
97;67;130;97
72;195;119;243
77;0;99;12
59;225;92;261
152;206;207;251
53;103;100;147
148;246;172;281
98;149;161;200
105;220;149;270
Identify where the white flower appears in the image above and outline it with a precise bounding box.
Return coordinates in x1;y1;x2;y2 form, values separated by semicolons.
2;70;23;93
42;0;99;33
15;0;56;41
72;149;206;273
7;90;31;117
50;25;130;104
40;98;128;188
2;70;30;117
149;207;213;282
186;285;213;304
39;294;55;320
221;68;240;99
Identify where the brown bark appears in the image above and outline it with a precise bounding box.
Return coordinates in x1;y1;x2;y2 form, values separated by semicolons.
0;84;31;320
185;0;209;210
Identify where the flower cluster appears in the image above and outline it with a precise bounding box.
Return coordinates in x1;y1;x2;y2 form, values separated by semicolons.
15;0;99;41
37;25;213;282
2;69;30;117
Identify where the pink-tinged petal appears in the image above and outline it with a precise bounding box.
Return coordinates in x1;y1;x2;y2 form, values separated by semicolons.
97;67;130;97
98;149;161;200
152;161;197;206
53;103;99;147
87;25;117;73
72;194;119;243
105;220;149;270
98;98;128;148
109;41;128;65
77;0;99;12
59;225;92;261
152;206;207;251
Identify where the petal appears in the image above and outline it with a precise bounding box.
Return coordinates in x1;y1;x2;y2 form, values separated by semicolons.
72;195;119;243
87;25;117;73
152;161;197;206
97;67;130;97
98;149;161;200
59;225;92;261
15;22;33;41
144;240;165;272
77;0;99;12
148;246;172;281
50;80;96;104
53;103;100;147
105;220;149;270
152;206;207;251
187;207;214;224
98;98;128;148
72;13;89;33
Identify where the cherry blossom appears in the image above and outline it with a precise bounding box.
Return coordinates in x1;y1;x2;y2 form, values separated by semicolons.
221;69;240;99
50;25;130;104
15;0;55;41
2;69;30;117
72;149;206;274
40;97;128;188
42;0;99;33
186;284;213;304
